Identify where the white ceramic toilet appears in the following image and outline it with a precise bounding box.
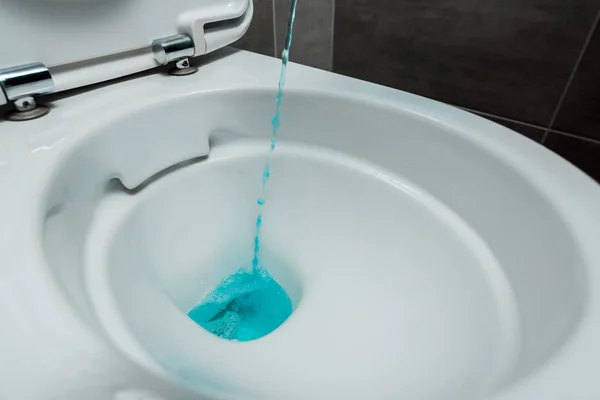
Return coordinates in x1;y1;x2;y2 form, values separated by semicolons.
2;1;600;399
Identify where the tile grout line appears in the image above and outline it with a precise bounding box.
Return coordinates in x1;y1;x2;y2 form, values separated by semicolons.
541;7;600;144
329;0;336;71
550;129;600;145
460;106;547;130
461;105;600;145
272;0;278;57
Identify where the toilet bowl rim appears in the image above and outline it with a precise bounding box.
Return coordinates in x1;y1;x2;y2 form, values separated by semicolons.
1;49;600;399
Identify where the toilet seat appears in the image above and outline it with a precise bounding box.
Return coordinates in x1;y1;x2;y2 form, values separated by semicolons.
1;2;600;398
0;0;252;106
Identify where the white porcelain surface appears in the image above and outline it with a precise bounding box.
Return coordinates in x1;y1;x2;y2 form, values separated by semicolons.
85;142;518;399
1;48;600;399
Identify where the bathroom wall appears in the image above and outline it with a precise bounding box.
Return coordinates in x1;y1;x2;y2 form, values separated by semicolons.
235;0;600;182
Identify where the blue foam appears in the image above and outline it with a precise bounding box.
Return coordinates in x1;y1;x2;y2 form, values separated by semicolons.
188;268;293;342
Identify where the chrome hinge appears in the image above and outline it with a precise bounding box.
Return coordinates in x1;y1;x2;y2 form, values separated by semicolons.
152;34;199;76
0;62;54;121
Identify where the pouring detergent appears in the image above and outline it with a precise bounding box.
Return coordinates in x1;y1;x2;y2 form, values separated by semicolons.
188;0;298;341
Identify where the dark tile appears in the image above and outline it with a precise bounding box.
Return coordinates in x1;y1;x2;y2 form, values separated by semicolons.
545;131;600;182
333;0;600;126
469;111;546;141
233;0;275;56
553;21;600;140
275;0;334;70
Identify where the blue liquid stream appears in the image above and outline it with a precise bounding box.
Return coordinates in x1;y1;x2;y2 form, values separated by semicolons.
252;0;298;272
187;1;298;342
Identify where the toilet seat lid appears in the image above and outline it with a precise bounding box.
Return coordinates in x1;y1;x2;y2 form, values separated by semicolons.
0;0;252;103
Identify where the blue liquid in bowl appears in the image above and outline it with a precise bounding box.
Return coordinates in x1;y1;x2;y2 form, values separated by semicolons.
189;0;299;343
188;268;293;341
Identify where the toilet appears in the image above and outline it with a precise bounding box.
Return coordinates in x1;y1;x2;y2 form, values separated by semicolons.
2;1;600;399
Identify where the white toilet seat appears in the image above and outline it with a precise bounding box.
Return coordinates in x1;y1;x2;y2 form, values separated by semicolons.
1;49;600;399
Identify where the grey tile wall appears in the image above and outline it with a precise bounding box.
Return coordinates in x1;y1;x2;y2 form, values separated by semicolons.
234;0;335;70
545;132;600;181
552;15;600;141
233;0;600;182
546;13;600;182
333;0;599;127
275;0;335;70
234;0;275;56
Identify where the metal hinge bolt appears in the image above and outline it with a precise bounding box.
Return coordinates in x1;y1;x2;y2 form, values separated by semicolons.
0;63;54;121
152;34;198;76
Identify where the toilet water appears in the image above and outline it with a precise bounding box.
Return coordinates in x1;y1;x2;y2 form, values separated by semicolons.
188;269;293;341
188;0;298;341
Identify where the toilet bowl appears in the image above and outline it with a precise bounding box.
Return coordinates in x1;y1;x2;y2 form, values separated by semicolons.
2;2;600;400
